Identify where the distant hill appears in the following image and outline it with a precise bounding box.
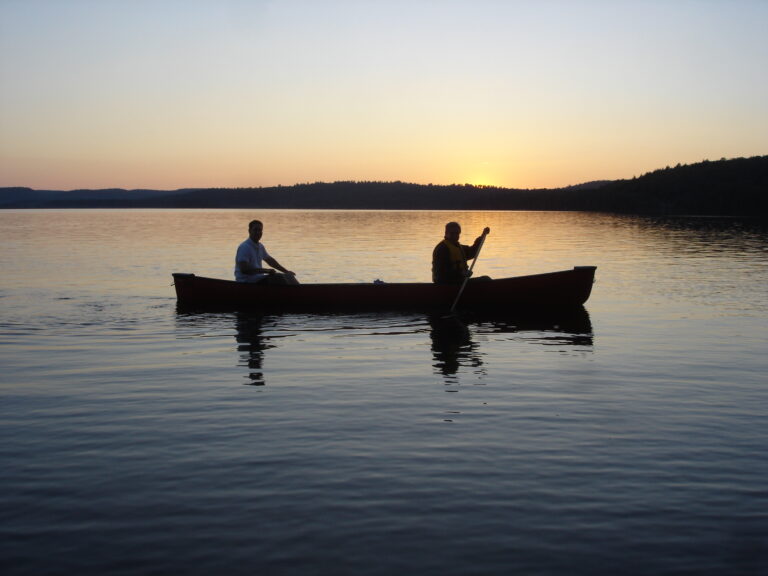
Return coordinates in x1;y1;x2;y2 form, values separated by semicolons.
0;187;60;205
559;180;614;192
576;156;768;215
0;187;193;208
1;156;766;215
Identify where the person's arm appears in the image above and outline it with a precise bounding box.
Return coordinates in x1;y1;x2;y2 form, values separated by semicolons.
465;227;490;259
237;260;274;275
264;256;295;276
432;243;452;284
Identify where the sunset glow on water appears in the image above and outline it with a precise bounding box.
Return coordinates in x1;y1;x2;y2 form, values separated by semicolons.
1;210;766;574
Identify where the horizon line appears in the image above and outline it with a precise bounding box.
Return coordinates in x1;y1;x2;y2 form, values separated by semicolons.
4;155;763;193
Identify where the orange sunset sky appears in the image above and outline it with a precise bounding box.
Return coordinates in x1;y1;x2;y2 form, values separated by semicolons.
1;0;767;191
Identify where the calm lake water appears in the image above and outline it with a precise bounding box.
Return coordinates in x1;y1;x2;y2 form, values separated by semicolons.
1;209;766;575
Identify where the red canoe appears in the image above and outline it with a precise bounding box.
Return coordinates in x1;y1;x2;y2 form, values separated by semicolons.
172;266;596;311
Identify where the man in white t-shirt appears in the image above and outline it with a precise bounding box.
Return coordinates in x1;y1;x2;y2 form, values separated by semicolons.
235;220;298;284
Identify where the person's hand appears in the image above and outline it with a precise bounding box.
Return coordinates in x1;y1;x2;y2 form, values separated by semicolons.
483;227;491;235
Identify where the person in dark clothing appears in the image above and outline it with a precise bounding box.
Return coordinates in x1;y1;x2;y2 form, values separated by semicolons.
432;222;490;284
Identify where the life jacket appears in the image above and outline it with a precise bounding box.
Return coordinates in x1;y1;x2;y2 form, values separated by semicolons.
438;239;468;281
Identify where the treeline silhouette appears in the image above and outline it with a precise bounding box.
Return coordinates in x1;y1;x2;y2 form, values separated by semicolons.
2;156;766;215
579;156;768;215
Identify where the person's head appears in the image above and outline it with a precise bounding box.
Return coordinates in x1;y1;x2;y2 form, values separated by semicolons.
444;221;461;244
248;220;264;242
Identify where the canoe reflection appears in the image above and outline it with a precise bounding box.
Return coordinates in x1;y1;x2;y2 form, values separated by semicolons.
178;307;593;387
428;307;593;382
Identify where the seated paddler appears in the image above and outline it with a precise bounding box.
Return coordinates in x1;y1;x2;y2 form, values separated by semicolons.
432;222;491;284
235;219;299;285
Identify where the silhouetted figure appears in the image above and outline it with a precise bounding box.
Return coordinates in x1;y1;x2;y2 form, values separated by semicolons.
432;222;491;284
235;220;299;285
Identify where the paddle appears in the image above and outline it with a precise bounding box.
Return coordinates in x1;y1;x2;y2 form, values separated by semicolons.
448;228;489;314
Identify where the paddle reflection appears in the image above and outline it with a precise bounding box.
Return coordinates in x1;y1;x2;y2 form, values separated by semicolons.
428;307;594;384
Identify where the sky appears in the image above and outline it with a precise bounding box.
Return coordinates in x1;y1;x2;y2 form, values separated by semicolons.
1;0;767;191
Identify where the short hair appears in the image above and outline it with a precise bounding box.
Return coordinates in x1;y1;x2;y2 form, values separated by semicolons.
248;219;263;231
445;221;461;232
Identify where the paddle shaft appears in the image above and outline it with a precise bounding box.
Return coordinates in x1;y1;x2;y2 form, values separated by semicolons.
449;231;488;312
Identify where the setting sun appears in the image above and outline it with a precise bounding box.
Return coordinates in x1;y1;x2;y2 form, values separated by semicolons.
1;1;766;190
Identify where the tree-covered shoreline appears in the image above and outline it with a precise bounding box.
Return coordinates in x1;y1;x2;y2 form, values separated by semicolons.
2;156;766;216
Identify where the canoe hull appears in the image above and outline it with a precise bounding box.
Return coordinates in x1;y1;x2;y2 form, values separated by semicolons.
172;267;596;312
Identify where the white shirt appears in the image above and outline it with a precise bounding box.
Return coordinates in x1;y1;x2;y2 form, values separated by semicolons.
235;238;272;282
